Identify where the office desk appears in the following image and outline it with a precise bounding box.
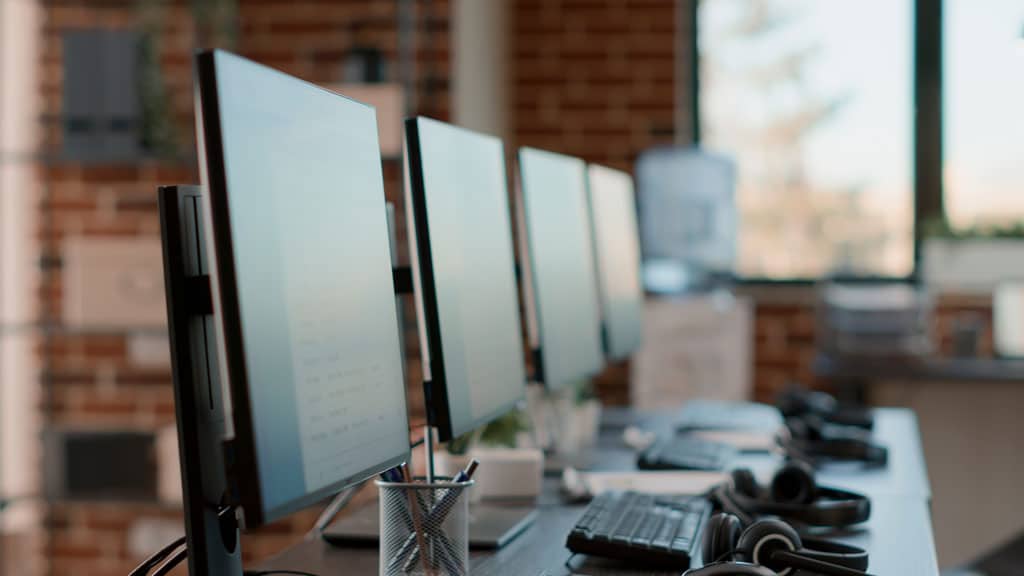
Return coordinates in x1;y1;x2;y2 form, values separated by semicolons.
595;407;931;500
256;408;938;575
816;355;1024;565
815;354;1024;384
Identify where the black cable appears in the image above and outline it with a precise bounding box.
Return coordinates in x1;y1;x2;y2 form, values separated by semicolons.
127;536;187;576
149;545;188;576
131;507;233;576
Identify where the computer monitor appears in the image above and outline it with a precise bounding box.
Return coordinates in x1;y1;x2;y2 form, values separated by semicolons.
403;117;527;442
516;147;605;390
586;163;644;361
167;51;410;570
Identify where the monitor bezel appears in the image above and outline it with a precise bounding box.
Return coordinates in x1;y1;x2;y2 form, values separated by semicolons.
403;117;527;442
515;146;606;390
585;162;644;362
195;50;409;527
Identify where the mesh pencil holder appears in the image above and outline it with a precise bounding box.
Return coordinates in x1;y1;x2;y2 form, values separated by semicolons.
377;477;474;576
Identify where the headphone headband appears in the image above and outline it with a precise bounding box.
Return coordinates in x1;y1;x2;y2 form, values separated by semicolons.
794;437;888;466
694;514;873;576
713;476;871;528
796;537;870;571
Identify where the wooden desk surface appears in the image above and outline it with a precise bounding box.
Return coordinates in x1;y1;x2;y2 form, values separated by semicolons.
256;408;938;575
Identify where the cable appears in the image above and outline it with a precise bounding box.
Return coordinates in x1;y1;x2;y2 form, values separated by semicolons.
127;536;186;576
149;545;188;576
130;507;233;576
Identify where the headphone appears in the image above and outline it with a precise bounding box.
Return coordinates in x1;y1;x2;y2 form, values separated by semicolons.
684;513;874;576
712;461;871;528
781;415;888;467
776;386;874;431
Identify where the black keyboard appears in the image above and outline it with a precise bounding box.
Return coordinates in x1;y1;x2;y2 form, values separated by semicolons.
637;435;737;471
566;491;711;568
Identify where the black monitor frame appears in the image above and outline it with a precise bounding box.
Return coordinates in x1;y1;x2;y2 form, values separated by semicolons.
159;184;241;576
514;146;606;391
193;50;409;527
585;163;644;362
403;117;527;443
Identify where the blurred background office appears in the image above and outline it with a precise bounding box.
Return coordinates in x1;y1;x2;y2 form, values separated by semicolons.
0;0;1022;574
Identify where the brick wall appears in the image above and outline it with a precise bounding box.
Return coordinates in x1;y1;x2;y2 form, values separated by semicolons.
35;1;447;574
748;293;995;403
32;1;984;574
511;0;685;171
511;0;689;404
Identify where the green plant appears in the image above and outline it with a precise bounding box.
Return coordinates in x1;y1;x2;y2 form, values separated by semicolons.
445;410;529;455
920;215;1024;240
137;0;179;157
192;0;239;49
478;410;528;448
573;379;597;405
446;431;475;456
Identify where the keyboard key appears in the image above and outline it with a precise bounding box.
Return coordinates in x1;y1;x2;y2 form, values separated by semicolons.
566;491;710;569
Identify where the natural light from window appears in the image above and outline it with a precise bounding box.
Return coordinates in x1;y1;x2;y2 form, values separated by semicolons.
699;0;914;279
944;0;1024;231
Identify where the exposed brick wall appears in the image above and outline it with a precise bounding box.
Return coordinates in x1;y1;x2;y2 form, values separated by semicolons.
37;1;995;574
511;0;685;171
34;1;448;574
510;0;689;405
751;301;820;402
748;293;996;403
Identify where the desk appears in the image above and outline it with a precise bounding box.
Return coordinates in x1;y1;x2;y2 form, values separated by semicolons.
817;354;1024;565
815;354;1024;385
841;379;1024;566
594;407;931;500
256;408;938;575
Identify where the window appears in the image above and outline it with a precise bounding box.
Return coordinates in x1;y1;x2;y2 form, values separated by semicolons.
943;0;1024;231
698;0;914;279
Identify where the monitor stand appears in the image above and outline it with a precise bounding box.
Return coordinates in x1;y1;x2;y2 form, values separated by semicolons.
323;500;538;550
160;185;243;576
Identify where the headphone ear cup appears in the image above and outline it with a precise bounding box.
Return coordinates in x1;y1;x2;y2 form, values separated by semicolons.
731;468;760;498
735;519;802;572
770;460;817;504
786;415;825;441
702;513;743;564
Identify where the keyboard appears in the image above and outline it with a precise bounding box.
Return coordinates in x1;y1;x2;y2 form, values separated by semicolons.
566;491;711;568
637;435;737;471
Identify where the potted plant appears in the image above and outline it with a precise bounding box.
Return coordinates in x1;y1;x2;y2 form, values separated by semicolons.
434;410;543;501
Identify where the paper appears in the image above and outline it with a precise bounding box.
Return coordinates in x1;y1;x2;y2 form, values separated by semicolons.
569;469;727;497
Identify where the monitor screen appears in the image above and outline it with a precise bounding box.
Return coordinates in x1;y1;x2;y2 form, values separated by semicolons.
196;51;410;525
587;164;644;360
516;147;604;390
404;117;527;441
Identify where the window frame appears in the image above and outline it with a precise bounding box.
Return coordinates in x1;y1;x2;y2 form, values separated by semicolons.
690;0;944;284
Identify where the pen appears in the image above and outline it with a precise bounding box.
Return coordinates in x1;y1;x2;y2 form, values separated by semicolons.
400;464;435;576
379;466;402;483
399;459;479;572
452;459;479;483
